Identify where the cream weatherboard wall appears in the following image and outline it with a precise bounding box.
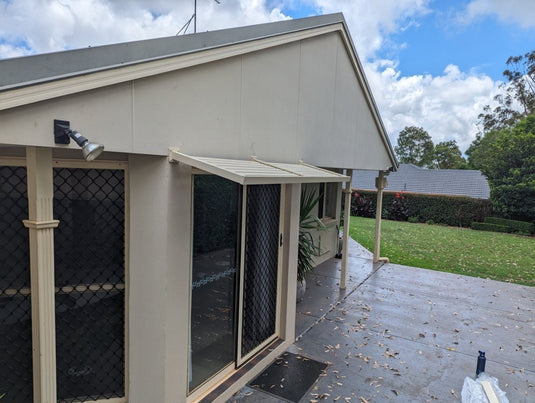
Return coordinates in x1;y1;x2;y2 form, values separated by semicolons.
0;31;393;171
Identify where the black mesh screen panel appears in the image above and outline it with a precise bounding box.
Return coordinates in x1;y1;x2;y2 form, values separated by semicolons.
0;166;33;403
53;168;125;402
241;184;280;357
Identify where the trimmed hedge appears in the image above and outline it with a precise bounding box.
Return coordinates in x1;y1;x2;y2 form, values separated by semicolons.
471;222;512;233
484;216;534;234
352;190;492;227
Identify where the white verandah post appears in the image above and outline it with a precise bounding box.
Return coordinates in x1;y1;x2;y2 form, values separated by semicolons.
340;169;353;290
23;147;59;402
373;171;389;263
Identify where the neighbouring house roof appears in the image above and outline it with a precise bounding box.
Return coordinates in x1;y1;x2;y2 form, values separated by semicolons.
352;164;491;199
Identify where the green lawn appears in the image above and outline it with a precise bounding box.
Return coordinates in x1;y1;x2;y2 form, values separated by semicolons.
349;216;535;287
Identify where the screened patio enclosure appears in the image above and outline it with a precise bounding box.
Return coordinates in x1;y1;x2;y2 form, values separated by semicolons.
0;157;127;403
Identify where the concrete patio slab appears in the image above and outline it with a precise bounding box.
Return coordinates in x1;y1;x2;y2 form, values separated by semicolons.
230;239;534;402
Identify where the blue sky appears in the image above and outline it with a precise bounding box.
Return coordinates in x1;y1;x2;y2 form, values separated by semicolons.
1;0;534;153
274;0;535;81
381;3;535;81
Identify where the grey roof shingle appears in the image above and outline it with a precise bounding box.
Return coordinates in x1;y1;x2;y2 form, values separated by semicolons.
352;164;491;199
0;13;344;91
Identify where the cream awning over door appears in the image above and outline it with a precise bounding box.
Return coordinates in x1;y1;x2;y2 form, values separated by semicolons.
168;148;349;185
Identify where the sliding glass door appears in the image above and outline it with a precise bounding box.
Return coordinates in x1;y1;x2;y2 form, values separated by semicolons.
189;176;282;393
189;175;241;392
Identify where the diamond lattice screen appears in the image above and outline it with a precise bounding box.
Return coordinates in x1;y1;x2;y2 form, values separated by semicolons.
0;166;33;403
241;184;280;357
53;168;125;402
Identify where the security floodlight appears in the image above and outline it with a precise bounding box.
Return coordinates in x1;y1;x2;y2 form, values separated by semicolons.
54;119;104;161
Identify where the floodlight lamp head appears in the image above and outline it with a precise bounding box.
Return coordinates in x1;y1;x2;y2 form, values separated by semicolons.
54;119;104;161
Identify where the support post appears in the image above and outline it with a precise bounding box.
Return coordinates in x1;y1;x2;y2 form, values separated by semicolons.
23;147;59;403
373;171;389;263
340;169;353;290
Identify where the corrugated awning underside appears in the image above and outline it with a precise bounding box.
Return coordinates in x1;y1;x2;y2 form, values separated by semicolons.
168;148;349;185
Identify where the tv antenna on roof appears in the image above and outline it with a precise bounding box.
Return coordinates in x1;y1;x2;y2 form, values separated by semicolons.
177;0;221;35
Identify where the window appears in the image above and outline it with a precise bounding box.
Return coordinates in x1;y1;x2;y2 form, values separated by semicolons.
317;182;338;220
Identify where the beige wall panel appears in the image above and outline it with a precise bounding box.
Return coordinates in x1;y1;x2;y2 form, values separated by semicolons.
128;155;169;402
300;34;394;170
0;83;133;152
129;155;192;402
334;40;394;170
330;39;361;164
132;57;242;157
297;34;337;162
240;42;300;161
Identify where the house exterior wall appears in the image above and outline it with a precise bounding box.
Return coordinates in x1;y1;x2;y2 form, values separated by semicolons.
128;155;191;402
127;155;301;402
0;23;395;401
0;148;301;402
0;32;393;171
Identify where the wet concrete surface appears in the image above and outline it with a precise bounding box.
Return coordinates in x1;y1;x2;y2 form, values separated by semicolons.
230;239;535;402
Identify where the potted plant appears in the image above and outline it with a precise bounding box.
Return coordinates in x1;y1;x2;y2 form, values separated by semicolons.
297;188;325;302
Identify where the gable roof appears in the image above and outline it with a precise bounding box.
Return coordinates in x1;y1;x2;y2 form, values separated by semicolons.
352;164;491;199
0;14;344;91
0;14;397;170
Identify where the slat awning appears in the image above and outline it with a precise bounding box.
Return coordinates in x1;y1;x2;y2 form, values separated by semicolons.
168;148;349;185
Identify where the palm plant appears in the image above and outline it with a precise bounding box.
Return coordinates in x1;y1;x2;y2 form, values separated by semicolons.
298;188;326;282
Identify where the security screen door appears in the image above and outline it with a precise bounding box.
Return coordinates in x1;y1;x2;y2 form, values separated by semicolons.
237;184;281;363
189;176;281;393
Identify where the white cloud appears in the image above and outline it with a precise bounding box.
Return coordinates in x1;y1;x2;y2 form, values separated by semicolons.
0;43;29;59
0;1;290;55
0;0;508;155
310;0;431;60
460;0;535;28
365;61;500;153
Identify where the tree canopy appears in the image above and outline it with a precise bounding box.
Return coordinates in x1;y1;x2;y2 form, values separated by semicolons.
433;140;466;169
395;126;466;169
469;115;535;221
468;50;535;222
478;50;535;133
394;126;435;167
